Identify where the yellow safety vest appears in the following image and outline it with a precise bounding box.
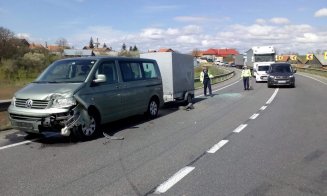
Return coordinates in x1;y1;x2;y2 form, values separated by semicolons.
241;69;252;77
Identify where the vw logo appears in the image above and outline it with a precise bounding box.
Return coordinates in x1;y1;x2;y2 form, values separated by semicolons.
26;99;33;108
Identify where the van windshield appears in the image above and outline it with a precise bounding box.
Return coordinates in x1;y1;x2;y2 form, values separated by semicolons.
35;59;97;83
271;65;292;73
258;65;270;71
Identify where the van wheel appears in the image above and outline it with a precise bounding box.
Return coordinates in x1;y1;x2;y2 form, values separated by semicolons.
147;99;159;119
73;112;99;141
267;84;272;88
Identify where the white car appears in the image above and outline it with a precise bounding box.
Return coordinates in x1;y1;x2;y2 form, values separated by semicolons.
255;64;270;82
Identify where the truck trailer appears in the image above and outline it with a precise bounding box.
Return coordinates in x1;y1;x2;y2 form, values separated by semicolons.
140;52;195;104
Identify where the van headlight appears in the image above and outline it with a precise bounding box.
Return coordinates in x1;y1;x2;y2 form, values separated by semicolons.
11;96;16;106
52;97;76;108
268;75;275;79
289;75;294;78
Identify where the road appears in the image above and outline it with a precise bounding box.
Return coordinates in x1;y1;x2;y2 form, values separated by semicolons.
0;69;326;196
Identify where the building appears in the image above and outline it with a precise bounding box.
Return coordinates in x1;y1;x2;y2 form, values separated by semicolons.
202;48;239;59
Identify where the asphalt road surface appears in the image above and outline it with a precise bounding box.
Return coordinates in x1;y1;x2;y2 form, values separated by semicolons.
0;69;326;196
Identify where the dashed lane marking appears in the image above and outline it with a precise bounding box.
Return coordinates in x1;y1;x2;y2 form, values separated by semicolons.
154;166;195;194
207;140;229;154
249;113;260;120
233;124;248;133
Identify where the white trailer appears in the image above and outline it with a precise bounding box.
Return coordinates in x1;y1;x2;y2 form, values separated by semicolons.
246;46;275;81
140;52;194;103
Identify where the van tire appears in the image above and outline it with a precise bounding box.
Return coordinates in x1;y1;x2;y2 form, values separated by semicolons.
72;111;99;141
147;98;159;119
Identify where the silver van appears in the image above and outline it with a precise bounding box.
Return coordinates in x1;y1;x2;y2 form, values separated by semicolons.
8;57;163;140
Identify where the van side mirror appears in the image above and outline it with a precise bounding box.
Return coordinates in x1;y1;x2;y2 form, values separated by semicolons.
293;69;297;73
93;74;107;83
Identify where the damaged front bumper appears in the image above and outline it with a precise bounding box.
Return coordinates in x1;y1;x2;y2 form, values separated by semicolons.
8;104;85;136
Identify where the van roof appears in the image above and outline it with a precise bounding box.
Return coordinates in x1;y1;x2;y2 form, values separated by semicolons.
60;56;156;62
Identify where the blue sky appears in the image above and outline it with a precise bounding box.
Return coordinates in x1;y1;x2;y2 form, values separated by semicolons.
1;0;327;54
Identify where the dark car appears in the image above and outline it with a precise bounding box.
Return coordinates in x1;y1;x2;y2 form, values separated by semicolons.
267;63;296;88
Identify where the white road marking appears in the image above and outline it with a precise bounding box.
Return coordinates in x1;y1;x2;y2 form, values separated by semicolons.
0;133;57;151
260;106;267;111
233;124;248;133
266;88;279;104
0;139;37;150
154;166;195;194
297;73;327;85
207;140;229;154
195;79;241;98
249;113;260;120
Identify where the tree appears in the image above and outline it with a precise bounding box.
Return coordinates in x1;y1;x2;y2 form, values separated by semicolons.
103;43;107;48
55;38;69;49
133;45;138;51
89;37;94;49
129;46;133;51
121;43;126;51
0;27;17;60
192;48;202;58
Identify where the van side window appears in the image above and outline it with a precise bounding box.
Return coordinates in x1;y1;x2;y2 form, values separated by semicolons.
97;61;118;84
142;62;158;79
119;61;143;81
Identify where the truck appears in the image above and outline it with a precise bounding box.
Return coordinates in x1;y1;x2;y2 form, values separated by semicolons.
140;52;194;104
246;46;276;82
234;54;245;69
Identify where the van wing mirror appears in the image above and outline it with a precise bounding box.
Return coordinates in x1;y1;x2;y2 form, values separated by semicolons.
293;69;297;73
93;74;107;83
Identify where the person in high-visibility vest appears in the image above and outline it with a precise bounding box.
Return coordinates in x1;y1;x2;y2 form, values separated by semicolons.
241;65;252;90
200;67;214;96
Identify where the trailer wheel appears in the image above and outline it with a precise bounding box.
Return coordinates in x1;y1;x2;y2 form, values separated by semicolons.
186;94;193;104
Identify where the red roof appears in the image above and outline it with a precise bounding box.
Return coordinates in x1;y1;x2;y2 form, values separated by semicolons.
202;48;239;57
158;48;174;52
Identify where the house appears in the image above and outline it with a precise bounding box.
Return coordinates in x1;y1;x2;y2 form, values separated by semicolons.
158;48;174;52
315;54;327;67
202;48;239;59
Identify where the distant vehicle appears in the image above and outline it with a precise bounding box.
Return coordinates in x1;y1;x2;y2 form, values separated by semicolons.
267;63;296;88
246;46;276;78
255;64;270;82
8;57;164;140
234;54;245;69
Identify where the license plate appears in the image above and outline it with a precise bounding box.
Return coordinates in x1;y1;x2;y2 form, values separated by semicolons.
15;122;33;129
278;80;286;84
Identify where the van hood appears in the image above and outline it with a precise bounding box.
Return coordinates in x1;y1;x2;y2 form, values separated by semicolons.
14;82;84;100
269;72;294;77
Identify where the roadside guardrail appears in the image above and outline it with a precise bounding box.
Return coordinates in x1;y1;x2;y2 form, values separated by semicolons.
294;66;327;78
0;99;11;112
194;70;235;89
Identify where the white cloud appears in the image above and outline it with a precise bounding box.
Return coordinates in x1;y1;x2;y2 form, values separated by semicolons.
256;19;266;25
16;33;31;39
270;17;290;25
143;5;179;12
62;20;326;54
314;8;327;17
295;33;319;43
140;28;165;40
174;16;210;23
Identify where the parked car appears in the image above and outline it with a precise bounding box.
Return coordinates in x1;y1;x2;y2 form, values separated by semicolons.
267;63;296;88
8;57;164;140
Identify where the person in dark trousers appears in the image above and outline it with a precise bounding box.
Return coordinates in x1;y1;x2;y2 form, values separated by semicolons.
200;67;214;96
241;65;252;90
